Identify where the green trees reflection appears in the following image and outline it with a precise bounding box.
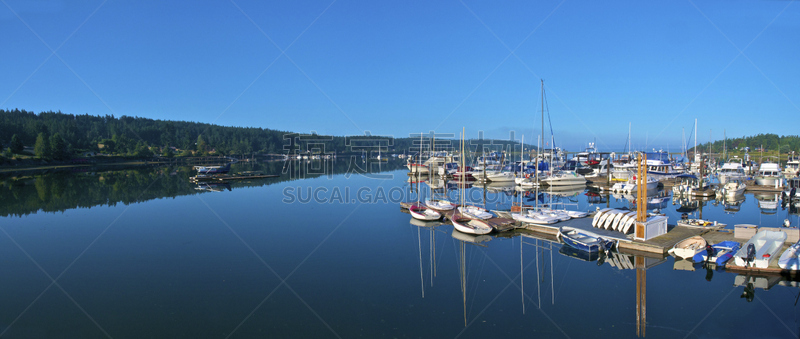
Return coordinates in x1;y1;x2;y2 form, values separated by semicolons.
0;159;406;217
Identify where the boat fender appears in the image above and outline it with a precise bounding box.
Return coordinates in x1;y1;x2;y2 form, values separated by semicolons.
745;243;756;267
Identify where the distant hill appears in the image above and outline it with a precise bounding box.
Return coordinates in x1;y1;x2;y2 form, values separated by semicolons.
691;133;800;154
0;109;530;160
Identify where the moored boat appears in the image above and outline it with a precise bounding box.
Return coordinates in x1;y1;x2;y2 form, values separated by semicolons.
716;177;746;198
557;226;614;253
733;230;787;268
676;218;723;229
540;170;587;186
409;202;442;221
667;236;707;259
692;240;741;266
451;211;493;235
778;240;800;270
424;198;456;211
194;163;231;174
754;161;783;187
457;205;493;220
511;209;559;225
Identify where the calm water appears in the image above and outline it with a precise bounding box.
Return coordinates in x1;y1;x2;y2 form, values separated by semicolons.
1;159;799;338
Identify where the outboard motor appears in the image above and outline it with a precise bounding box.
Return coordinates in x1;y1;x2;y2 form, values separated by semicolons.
705;243;715;261
745;243;756;267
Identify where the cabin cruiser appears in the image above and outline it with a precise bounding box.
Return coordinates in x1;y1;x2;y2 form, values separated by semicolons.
644;151;682;180
575;142;599;166
785;153;800;178
407;151;459;175
754;161;783;187
716;157;747;184
540;170;587;187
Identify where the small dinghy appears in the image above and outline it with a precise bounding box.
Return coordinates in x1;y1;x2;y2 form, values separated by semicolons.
692;240;741;266
409;203;442;221
557;226;614;253
592;208;614;227
512;210;559;225
457;205;493;220
778;240;800;270
425;198;456;211
733;230;787;268
677;218;723;229
565;210;588;218
668;236;707;259
451;213;492;235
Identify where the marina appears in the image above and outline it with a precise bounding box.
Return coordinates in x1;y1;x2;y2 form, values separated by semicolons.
2;158;800;337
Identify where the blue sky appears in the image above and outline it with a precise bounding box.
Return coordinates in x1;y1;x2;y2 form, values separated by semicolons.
2;0;798;152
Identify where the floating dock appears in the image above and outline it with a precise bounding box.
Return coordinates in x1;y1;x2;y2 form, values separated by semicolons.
190;173;279;183
399;202;516;232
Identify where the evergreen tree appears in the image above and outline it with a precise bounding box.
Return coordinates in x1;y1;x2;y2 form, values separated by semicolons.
34;133;51;159
10;134;23;153
50;133;68;160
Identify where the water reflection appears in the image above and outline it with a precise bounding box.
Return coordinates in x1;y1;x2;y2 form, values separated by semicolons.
0;159;406;217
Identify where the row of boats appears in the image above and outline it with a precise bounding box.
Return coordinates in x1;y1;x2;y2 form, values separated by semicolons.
668;229;800;270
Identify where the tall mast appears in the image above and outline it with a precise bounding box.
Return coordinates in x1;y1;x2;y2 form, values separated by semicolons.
538;80;544;183
694;118;697;162
628;122;632;156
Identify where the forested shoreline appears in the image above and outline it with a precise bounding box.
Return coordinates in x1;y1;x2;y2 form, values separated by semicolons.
1;109;796;165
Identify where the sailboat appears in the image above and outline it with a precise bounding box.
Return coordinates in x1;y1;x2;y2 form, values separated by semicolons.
451;128;493;235
409;178;442;221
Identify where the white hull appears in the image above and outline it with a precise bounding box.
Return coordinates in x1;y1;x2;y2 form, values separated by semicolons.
733;230;787;268
541;171;587;186
779;241;800;270
486;172;517;182
667;236;707;259
407;164;429;174
512;211;559;225
754;176;780;187
409;204;442;221
452;218;492;235
425;199;456;211
457;206;493;220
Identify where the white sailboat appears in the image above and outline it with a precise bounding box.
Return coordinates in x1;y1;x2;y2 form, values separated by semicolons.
452;128;493;235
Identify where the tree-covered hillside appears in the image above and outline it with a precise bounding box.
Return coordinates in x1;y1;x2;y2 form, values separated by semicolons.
0;109;528;160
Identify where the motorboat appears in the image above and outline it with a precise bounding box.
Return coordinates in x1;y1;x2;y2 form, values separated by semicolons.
194;163;231;174
755;193;780;215
644;151;683;180
692;240;740;266
540;171;587;186
485;171;518;182
783;177;800;202
716;158;747;184
778;240;800;270
667;236;707;259
785;152;800;178
438;162;460;176
677;218;723;229
672;174;713;197
469;164;502;181
557;226;614;253
754;161;783;187
716;177;746;198
610;175;659;194
733;230;787;268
